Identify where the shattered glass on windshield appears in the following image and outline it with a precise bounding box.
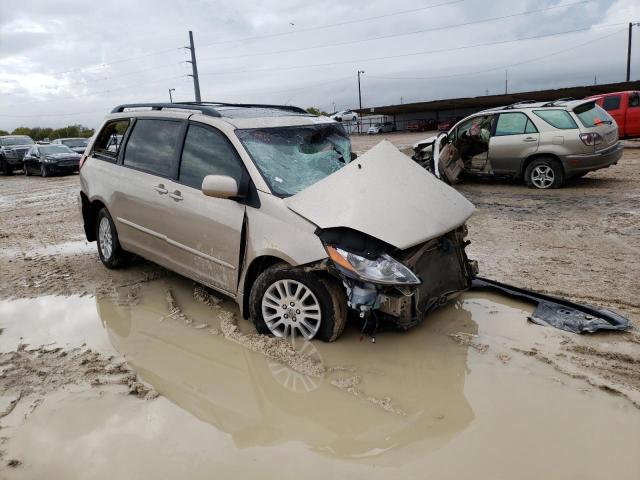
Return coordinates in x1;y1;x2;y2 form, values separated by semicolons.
236;124;352;196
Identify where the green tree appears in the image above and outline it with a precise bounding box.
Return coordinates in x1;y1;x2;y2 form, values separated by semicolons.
306;107;330;116
0;129;9;136
10;125;95;141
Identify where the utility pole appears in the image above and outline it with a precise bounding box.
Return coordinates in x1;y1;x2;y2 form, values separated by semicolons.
357;70;364;134
168;88;175;103
627;23;640;82
186;31;201;102
505;69;508;95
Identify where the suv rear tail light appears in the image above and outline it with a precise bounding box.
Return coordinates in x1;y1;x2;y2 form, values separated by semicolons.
579;132;603;146
79;154;87;170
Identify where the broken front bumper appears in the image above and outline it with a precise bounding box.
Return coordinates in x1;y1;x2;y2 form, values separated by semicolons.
471;277;630;333
344;227;475;330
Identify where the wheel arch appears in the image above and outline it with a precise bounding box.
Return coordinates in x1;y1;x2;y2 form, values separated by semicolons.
521;152;565;178
81;193;107;242
240;255;289;319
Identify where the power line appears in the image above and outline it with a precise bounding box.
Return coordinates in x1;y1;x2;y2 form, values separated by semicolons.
197;0;464;49
197;23;628;77
366;28;626;83
197;0;592;63
15;0;462;82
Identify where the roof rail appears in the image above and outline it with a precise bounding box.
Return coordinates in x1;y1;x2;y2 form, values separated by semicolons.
540;97;576;107
502;99;538;109
182;101;309;114
110;103;221;117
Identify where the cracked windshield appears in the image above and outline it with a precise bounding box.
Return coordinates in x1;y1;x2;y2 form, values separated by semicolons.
236;124;351;196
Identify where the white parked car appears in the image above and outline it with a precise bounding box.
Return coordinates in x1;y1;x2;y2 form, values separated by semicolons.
367;122;395;135
331;110;358;122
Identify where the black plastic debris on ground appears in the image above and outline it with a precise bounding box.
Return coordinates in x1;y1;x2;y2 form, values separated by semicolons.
471;277;631;334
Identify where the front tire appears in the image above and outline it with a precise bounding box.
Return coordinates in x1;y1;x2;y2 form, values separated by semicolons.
40;164;49;177
2;160;13;176
96;208;129;269
524;157;564;189
23;164;30;176
249;265;347;342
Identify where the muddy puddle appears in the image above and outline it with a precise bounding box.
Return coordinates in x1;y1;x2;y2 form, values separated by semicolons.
1;276;639;479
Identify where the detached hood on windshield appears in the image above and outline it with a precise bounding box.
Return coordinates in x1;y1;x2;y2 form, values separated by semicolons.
285;140;475;250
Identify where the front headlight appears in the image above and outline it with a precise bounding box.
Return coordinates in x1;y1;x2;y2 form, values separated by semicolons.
325;246;421;285
44;156;55;163
2;148;17;159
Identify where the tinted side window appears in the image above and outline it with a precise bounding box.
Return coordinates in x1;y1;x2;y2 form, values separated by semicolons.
525;119;538;133
178;124;244;190
123;119;183;177
495;113;529;136
93;119;130;160
532;110;578;130
602;95;621;111
629;93;640;107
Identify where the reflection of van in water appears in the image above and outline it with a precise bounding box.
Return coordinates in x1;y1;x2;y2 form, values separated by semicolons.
95;279;475;463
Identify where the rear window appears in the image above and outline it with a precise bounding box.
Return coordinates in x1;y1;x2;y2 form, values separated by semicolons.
574;103;614;128
602;95;621;111
123;119;183;177
93;120;130;160
532;110;578;130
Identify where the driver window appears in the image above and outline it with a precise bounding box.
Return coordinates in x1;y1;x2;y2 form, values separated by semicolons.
178;123;244;190
630;93;640;108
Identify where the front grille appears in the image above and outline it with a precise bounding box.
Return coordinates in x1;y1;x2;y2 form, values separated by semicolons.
14;148;29;159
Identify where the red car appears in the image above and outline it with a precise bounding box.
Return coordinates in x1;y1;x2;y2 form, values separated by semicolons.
407;119;437;132
585;91;640;139
437;116;463;132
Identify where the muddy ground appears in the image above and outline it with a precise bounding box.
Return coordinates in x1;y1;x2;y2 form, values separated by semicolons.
0;133;639;478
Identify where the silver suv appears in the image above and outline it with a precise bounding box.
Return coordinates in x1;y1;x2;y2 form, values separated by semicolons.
79;102;477;341
413;99;624;188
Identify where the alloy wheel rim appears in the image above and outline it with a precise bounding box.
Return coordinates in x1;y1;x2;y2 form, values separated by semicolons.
98;217;113;259
261;279;322;340
531;165;554;189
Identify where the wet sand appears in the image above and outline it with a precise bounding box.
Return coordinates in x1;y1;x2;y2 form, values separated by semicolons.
0;136;639;477
1;276;639;478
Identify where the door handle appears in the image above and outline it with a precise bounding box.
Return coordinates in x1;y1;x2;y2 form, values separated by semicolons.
523;137;537;142
168;190;183;201
153;184;168;194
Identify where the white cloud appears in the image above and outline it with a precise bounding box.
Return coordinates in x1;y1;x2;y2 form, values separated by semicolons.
0;0;638;130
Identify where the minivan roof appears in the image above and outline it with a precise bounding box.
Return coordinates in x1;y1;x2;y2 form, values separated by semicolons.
107;102;336;129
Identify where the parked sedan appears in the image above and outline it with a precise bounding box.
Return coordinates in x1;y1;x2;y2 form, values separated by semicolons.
367;121;395;134
52;137;90;154
23;144;81;177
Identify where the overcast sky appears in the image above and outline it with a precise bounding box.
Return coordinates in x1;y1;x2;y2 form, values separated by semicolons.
0;0;639;131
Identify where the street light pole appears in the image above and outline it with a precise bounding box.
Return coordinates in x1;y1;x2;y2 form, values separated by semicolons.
168;88;175;103
357;70;365;134
627;23;640;82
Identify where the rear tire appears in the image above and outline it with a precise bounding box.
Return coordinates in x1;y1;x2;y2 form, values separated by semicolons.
524;157;564;189
249;264;347;342
96;208;129;269
2;160;13;176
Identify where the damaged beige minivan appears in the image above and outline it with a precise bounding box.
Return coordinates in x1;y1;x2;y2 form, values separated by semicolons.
80;102;629;341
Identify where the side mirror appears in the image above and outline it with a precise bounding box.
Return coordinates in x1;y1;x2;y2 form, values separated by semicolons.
350;151;357;160
202;175;239;199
